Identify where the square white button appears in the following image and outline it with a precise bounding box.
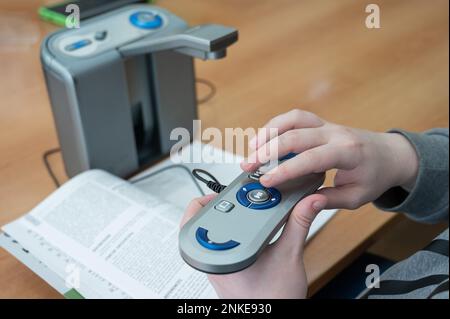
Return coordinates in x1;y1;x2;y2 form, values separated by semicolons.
215;200;235;213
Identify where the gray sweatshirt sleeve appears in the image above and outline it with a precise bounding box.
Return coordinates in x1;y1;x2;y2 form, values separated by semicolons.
373;128;449;224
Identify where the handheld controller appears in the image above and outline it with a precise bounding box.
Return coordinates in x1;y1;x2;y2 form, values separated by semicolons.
179;153;325;274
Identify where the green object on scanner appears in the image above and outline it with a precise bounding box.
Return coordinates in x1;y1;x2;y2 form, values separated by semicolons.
38;6;68;26
38;1;155;27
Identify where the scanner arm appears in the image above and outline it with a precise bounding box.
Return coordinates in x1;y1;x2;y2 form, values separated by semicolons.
118;24;238;60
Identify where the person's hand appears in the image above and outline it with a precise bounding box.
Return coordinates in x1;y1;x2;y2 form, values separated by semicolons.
180;193;328;298
242;109;419;210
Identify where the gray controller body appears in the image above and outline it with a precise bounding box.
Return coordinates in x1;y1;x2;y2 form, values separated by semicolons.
179;165;325;274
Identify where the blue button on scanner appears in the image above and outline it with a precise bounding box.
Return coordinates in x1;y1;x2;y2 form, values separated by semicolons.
129;11;163;29
196;227;240;250
64;39;92;52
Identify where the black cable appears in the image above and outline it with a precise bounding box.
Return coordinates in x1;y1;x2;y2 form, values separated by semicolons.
42;147;206;196
196;78;217;105
192;168;220;185
205;181;227;194
42;149;224;195
132;164;205;196
42;147;61;188
192;168;227;193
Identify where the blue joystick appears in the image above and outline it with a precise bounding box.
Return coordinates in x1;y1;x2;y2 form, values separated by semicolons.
129;11;163;29
236;182;281;210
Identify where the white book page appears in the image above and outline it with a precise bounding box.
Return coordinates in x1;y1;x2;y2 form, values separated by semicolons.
2;169;216;299
1;225;130;299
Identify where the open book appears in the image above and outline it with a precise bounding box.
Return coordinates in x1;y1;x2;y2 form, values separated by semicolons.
0;142;337;298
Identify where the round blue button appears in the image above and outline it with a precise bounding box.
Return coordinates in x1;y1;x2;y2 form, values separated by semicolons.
236;182;281;210
129;11;163;29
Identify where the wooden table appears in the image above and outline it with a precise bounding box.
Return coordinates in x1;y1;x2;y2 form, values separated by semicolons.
0;0;448;298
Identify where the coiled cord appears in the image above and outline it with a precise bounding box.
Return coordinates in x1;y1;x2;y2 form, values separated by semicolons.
192;168;227;193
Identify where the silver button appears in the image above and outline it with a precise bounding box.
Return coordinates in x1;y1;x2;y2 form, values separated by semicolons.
247;189;270;203
248;170;264;181
215;200;235;213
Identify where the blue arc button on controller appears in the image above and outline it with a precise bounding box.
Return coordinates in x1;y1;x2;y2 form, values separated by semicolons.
195;227;240;250
129;11;163;29
236;182;282;210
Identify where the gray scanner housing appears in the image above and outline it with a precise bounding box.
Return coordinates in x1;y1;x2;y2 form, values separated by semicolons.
179;170;325;274
41;5;237;177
